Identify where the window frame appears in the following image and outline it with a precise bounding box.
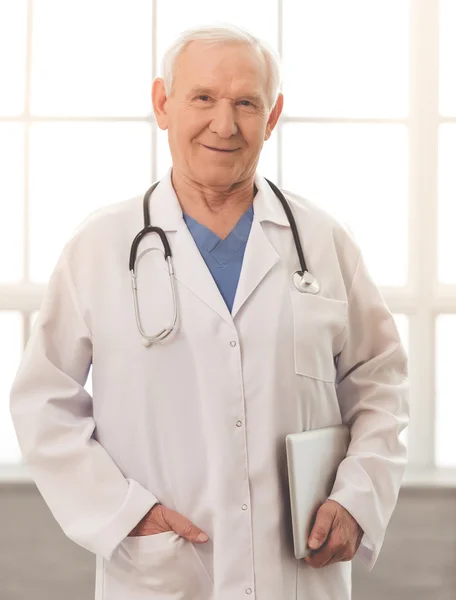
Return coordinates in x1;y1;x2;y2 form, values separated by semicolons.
1;0;455;471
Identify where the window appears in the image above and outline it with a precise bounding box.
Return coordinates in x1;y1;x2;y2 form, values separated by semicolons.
281;123;408;286
1;1;454;470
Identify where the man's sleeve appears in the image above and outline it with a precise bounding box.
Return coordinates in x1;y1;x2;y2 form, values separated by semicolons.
327;246;410;571
9;249;160;561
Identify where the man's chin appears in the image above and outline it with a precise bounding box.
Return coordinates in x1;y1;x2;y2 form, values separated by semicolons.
195;165;241;183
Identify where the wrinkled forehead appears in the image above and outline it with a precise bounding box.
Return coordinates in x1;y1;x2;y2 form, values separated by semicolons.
172;40;269;99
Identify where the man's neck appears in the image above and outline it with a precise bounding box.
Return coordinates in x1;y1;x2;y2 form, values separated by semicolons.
171;168;256;239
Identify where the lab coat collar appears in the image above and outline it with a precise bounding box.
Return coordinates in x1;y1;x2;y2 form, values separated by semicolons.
253;171;290;227
146;167;183;232
146;167;291;231
142;166;286;324
143;168;232;324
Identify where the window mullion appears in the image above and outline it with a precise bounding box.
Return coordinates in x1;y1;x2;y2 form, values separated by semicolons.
151;0;157;182
23;0;33;286
277;0;283;187
22;0;35;350
407;0;440;468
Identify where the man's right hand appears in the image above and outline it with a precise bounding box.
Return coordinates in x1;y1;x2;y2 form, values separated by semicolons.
127;503;209;543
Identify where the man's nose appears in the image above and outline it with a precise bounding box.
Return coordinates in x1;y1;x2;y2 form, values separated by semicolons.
209;102;238;138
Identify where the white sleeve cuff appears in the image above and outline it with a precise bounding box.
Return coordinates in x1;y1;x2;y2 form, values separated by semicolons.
67;478;160;561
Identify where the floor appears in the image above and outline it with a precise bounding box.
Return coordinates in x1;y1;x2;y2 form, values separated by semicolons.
1;484;455;599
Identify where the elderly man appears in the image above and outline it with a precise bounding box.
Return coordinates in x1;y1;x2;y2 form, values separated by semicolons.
10;24;409;600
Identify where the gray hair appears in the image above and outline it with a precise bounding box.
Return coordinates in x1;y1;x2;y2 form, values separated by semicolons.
160;23;282;111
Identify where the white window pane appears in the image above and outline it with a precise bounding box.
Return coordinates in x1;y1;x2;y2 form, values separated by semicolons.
0;124;24;283
156;126;278;184
435;315;456;467
85;367;93;397
0;0;27;116
439;0;456;116
0;311;23;463
393;314;409;448
258;132;278;185
438;125;456;284
282;0;410;118
29;310;39;334
156;1;278;77
393;314;409;359
29;122;152;282
281;123;408;286
31;0;152;116
156;128;173;179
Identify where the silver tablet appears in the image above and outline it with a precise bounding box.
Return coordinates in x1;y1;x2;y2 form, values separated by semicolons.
285;424;351;559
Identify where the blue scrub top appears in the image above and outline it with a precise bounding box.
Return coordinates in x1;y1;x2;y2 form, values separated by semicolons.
183;205;254;313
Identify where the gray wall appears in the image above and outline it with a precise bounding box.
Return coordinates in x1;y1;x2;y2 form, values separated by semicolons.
1;484;455;600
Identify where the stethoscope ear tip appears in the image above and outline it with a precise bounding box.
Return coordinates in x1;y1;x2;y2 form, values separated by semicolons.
142;338;152;347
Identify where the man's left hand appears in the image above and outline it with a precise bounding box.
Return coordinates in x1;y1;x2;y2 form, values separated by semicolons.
304;500;364;568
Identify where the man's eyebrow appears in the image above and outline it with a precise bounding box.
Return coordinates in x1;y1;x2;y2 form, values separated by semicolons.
188;87;264;104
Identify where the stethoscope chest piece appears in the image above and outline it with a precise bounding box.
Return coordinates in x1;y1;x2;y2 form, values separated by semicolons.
292;270;320;294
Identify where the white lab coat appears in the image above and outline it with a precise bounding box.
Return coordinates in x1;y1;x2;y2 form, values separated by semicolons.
10;167;409;600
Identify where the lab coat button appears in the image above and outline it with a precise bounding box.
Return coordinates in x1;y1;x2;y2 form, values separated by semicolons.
230;341;237;347
242;504;248;510
236;420;242;427
246;588;252;594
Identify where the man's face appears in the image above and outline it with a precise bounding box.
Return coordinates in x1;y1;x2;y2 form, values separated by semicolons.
154;41;282;189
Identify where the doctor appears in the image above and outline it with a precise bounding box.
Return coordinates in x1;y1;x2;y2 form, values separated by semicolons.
10;23;409;600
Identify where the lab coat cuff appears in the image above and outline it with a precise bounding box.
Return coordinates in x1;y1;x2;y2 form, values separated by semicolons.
326;490;383;572
97;478;160;562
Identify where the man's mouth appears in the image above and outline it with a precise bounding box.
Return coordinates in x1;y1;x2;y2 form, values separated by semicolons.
201;144;238;153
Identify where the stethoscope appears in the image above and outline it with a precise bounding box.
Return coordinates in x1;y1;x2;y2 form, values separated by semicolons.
130;178;320;347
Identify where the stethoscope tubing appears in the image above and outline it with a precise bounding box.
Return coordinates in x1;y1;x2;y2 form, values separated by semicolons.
130;177;318;345
131;178;307;274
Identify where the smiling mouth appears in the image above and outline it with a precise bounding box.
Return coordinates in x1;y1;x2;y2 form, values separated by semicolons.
201;144;238;153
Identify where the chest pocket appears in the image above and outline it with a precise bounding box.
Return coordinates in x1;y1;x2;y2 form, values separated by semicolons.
290;290;348;383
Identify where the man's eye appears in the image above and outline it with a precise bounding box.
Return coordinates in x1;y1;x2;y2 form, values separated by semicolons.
198;95;210;101
239;100;253;107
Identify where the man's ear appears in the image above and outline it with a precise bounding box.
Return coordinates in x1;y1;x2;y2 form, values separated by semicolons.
152;77;169;131
264;93;284;141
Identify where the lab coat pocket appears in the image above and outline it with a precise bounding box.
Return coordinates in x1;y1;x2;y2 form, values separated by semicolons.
117;530;213;599
290;290;347;383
